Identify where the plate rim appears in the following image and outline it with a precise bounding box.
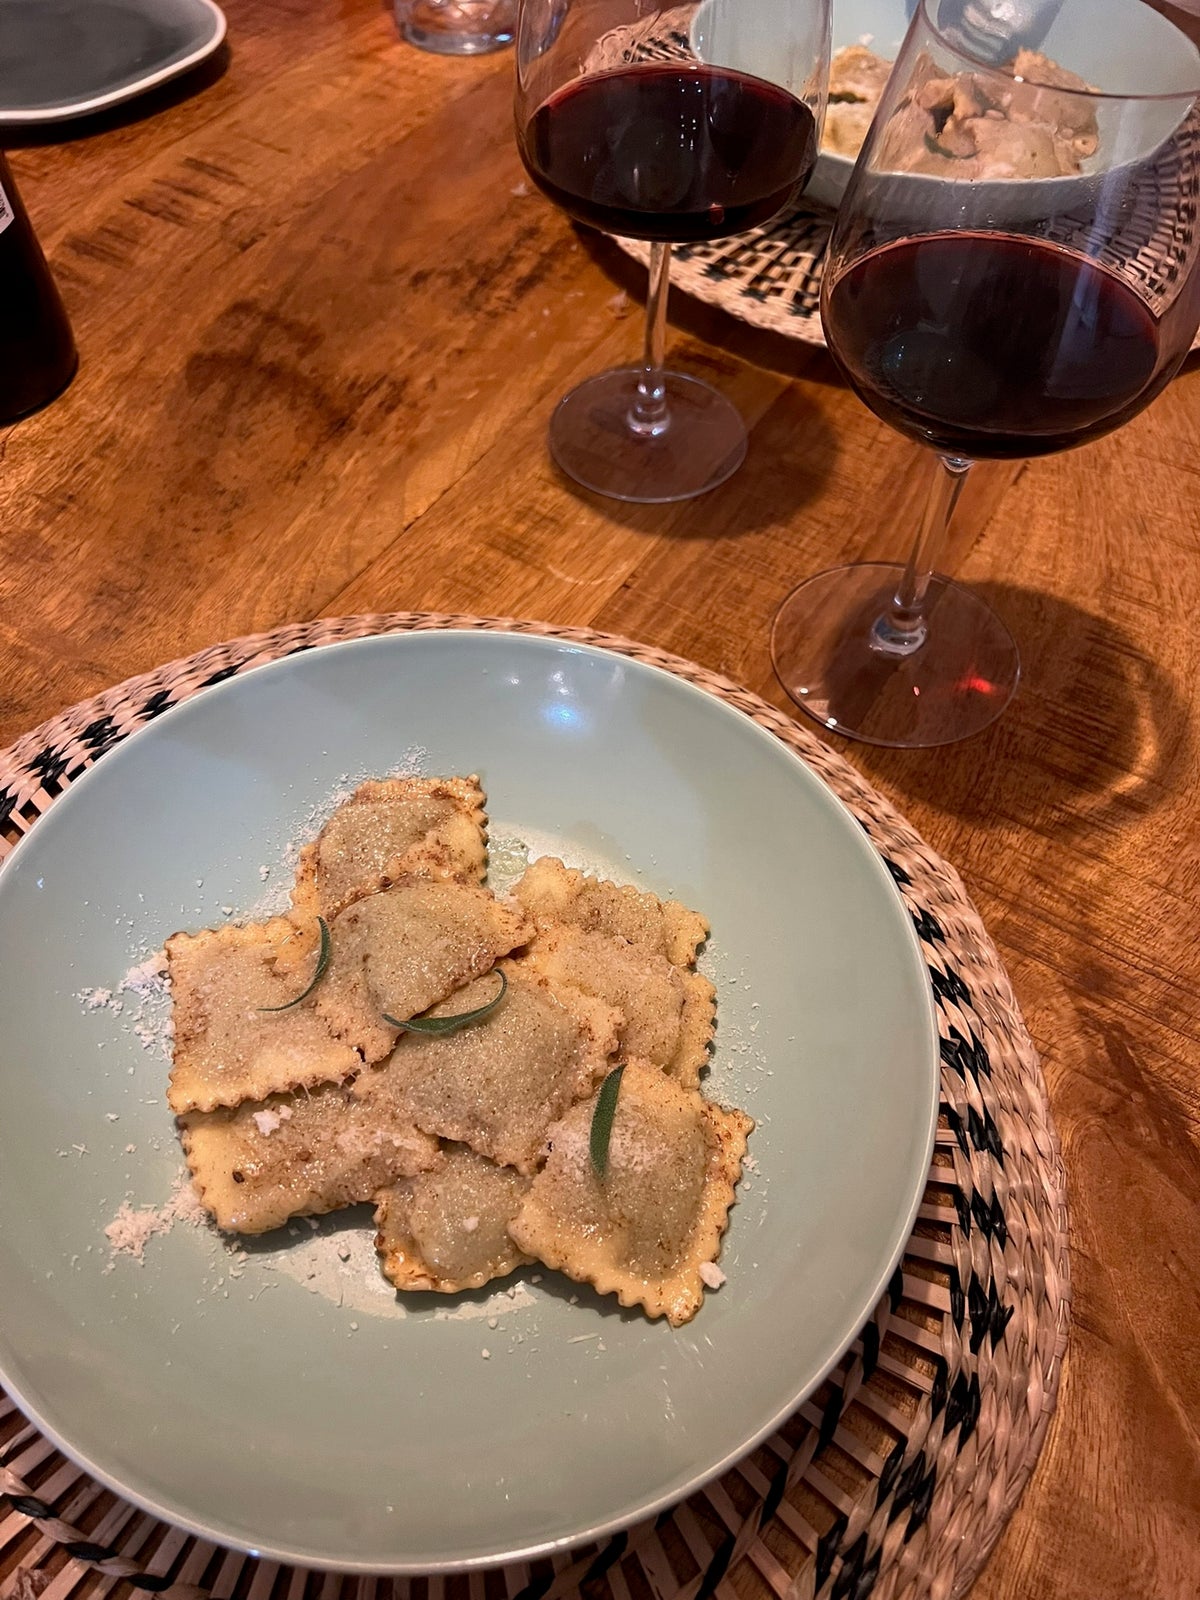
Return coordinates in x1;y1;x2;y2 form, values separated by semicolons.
0;0;227;124
0;628;940;1573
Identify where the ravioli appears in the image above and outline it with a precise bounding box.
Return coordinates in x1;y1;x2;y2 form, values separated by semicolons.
508;1059;752;1326
375;1145;532;1292
291;776;487;921
180;1080;439;1233
163;779;754;1324
166;918;360;1114
514;857;708;968
364;966;621;1173
315;880;533;1063
518;925;715;1087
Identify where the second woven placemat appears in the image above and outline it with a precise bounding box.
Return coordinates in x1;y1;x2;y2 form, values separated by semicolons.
0;613;1069;1600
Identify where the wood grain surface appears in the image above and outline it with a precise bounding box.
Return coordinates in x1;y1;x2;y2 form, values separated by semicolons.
2;2;1199;1597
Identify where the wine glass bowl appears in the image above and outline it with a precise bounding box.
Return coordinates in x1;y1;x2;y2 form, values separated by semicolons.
515;0;830;503
770;0;1200;748
692;0;913;209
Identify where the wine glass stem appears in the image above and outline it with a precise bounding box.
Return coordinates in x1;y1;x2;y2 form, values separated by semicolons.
629;242;672;439
872;453;973;657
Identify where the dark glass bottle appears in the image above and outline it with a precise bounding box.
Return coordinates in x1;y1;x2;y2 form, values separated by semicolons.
0;152;78;425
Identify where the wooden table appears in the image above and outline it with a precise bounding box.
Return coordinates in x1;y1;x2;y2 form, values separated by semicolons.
2;4;1198;1596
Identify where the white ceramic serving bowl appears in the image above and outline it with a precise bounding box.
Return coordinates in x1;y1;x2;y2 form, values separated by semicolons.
692;0;1200;216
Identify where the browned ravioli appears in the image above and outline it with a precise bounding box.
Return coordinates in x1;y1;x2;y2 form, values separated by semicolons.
509;1060;752;1326
180;1078;439;1234
166;918;360;1114
291;776;487;921
375;1146;532;1293
359;965;620;1174
314;879;533;1063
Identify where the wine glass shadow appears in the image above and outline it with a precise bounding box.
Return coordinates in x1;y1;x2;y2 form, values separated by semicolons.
854;580;1190;840
0;44;230;147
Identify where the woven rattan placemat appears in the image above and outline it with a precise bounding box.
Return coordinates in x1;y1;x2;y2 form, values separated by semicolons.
0;614;1069;1600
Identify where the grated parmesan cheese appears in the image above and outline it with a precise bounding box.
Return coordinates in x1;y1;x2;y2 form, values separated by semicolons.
105;1171;208;1261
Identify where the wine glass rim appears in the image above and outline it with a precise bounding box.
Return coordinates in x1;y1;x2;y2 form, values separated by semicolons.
917;0;1200;102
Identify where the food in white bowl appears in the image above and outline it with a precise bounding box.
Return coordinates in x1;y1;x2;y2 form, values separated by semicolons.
824;44;894;157
832;41;1100;178
693;0;1200;212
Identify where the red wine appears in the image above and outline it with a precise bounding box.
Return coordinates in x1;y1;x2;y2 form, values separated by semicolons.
0;154;77;425
824;233;1163;459
521;64;817;243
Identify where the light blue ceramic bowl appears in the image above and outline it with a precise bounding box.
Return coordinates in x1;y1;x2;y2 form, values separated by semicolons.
0;632;938;1572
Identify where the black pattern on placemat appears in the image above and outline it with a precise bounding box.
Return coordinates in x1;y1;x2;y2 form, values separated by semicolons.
817;1385;844;1454
8;1494;53;1518
888;1455;929;1524
887;1263;904;1312
139;688;176;721
971;1188;1008;1247
581;1533;628;1585
514;1573;556;1600
198;664;244;690
911;906;945;945
943;1105;971;1159
968;1278;1015;1354
929;1358;948;1421
877;1439;906;1503
814;1513;849;1590
761;1457;791;1525
883;855;913;888
859;1318;880;1379
28;746;73;787
904;1467;938;1543
64;1541;119;1563
831;1534;881;1600
929;963;971;1010
945;1371;981;1448
695;1531;737;1600
942;1024;991;1082
77;714;122;756
948;1264;966;1329
968;1103;1004;1164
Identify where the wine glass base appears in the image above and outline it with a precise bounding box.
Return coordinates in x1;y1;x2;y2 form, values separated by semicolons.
548;368;747;503
771;562;1020;748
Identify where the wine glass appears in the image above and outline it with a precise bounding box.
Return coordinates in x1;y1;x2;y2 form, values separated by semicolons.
771;0;1200;747
515;0;830;503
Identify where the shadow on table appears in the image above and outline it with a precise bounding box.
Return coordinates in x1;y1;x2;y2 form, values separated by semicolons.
0;46;229;147
861;579;1188;839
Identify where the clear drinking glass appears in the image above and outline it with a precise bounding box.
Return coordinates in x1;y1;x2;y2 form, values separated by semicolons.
396;0;516;56
515;0;830;502
771;0;1200;746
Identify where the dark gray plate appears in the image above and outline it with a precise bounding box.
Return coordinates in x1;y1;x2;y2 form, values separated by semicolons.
0;0;226;122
